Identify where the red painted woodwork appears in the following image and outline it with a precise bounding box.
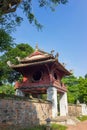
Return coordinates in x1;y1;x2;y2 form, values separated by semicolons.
8;49;71;94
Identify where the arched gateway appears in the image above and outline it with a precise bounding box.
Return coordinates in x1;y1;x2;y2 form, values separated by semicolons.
7;46;71;118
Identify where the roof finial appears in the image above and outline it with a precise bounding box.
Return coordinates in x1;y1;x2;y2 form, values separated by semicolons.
35;43;38;51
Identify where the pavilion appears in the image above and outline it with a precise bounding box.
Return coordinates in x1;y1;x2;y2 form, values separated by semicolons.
7;45;71;118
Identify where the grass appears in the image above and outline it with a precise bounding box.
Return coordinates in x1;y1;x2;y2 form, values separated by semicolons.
77;115;87;121
21;123;67;130
51;123;67;130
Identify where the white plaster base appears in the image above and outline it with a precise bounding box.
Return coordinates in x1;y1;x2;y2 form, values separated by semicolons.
15;89;25;97
59;92;68;116
47;87;58;118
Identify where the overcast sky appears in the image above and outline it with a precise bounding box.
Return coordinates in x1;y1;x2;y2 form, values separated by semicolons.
12;0;87;77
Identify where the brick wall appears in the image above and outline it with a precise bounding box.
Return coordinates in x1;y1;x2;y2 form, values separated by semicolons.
0;98;52;128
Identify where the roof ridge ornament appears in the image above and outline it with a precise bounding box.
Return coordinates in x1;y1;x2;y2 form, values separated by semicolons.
69;69;73;74
16;56;21;62
62;62;66;67
51;50;55;55
55;52;59;60
7;61;12;67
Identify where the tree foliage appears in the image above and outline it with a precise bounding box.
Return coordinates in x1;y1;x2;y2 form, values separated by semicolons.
62;75;79;104
0;84;15;95
78;77;87;104
62;75;87;104
0;43;34;84
0;0;68;31
5;43;34;63
0;29;14;52
85;74;87;79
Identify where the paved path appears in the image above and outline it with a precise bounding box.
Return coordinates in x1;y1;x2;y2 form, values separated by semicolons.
67;120;87;130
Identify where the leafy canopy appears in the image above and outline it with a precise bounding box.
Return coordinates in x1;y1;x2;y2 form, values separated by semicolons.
62;75;87;104
78;77;87;104
0;43;34;84
0;84;15;95
0;29;14;52
0;0;68;32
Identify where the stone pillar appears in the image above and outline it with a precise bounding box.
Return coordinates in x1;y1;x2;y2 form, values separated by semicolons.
47;87;58;118
81;104;87;115
15;89;25;97
59;92;68;116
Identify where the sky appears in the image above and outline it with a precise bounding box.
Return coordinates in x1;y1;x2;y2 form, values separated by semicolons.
12;0;87;77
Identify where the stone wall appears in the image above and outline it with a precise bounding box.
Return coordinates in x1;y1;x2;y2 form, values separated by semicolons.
68;104;82;116
0;98;52;128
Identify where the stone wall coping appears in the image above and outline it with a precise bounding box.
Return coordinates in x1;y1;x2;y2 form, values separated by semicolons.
0;97;52;104
68;104;82;107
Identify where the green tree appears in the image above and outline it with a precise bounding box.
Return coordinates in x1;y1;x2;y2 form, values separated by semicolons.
63;75;87;104
85;74;87;79
78;77;87;104
0;0;68;31
0;43;34;84
0;29;14;85
0;29;14;52
5;43;34;63
62;75;79;104
0;84;15;95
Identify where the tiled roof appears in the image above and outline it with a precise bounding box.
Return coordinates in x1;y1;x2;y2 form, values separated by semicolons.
7;48;71;76
19;49;53;63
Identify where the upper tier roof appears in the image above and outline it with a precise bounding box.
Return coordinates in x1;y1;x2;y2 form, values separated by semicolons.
19;49;54;63
7;47;71;76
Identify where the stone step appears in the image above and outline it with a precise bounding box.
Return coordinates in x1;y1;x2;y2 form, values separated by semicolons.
51;116;80;125
51;116;67;122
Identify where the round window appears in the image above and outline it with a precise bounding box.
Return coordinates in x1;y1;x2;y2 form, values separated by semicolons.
33;71;42;81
